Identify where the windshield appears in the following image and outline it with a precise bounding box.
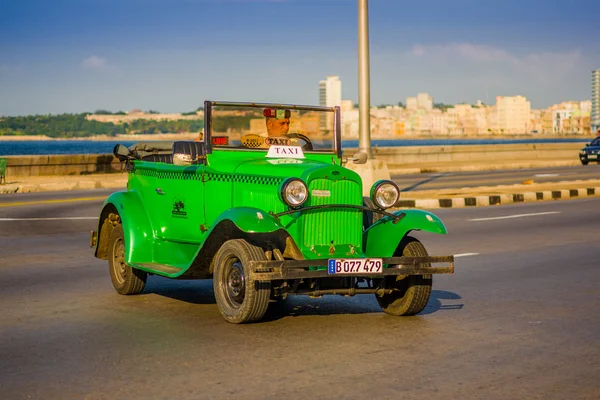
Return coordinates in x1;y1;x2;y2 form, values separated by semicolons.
590;138;600;146
206;102;338;154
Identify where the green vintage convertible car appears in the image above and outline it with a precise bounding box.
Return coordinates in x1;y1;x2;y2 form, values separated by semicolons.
91;101;454;323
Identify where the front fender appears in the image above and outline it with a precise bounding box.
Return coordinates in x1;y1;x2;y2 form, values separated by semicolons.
96;190;154;264
363;209;447;257
209;207;286;234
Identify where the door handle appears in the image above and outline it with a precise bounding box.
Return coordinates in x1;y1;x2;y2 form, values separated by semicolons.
155;188;166;195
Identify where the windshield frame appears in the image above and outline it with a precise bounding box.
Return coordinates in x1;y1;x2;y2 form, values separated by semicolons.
203;100;341;158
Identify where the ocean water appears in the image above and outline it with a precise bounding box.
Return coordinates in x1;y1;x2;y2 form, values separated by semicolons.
0;138;590;156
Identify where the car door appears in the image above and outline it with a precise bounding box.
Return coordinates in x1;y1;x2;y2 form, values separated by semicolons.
152;163;206;244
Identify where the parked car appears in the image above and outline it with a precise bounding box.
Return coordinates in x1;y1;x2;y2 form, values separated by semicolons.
579;137;600;165
91;101;455;323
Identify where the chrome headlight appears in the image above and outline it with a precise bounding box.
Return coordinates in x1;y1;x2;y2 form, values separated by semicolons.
370;180;400;209
280;178;308;207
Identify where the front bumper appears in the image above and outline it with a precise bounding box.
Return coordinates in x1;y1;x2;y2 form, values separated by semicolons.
250;255;454;280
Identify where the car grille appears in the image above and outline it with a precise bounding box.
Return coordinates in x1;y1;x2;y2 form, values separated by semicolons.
302;179;362;247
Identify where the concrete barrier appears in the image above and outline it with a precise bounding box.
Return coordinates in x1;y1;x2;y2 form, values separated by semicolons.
5;154;122;177
343;143;583;166
3;142;583;176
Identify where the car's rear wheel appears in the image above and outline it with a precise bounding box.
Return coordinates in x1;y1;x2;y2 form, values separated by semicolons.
108;224;147;295
375;236;432;316
213;239;271;324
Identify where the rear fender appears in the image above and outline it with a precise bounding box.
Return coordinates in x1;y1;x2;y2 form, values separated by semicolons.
95;191;154;264
363;209;447;257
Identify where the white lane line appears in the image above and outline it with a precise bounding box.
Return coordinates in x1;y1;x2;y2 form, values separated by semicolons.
454;253;479;257
0;217;97;221
534;174;559;177
469;211;560;222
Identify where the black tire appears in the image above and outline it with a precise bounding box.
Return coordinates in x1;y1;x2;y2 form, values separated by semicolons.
375;236;432;316
581;159;588;165
108;224;147;295
213;239;271;324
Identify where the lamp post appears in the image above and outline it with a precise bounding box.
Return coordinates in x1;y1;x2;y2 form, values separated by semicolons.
358;0;373;159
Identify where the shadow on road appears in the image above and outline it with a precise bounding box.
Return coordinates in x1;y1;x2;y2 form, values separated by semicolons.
142;277;463;319
399;172;449;192
420;289;464;315
143;277;216;305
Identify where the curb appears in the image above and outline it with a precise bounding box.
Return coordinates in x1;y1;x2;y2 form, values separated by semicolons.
396;187;600;209
0;179;127;194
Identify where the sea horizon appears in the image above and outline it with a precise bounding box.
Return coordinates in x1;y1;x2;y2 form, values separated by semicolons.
0;137;591;156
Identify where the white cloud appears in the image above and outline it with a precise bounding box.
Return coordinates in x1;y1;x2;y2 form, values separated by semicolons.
408;43;582;80
81;55;108;70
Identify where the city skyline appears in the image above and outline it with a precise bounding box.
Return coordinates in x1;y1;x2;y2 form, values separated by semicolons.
1;0;599;116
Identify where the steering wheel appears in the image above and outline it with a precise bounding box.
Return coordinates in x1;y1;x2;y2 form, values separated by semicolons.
286;133;313;151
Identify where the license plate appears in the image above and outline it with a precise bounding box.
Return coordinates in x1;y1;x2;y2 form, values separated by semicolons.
328;258;383;275
589;154;597;158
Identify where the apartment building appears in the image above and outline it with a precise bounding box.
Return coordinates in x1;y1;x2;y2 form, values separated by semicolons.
495;96;531;134
318;76;341;131
592;69;600;132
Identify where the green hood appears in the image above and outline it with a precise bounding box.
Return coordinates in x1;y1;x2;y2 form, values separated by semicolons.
233;157;362;185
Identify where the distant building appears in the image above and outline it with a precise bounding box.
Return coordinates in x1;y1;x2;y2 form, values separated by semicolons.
319;76;342;108
416;93;433;112
340;100;354;112
592;69;600;133
405;93;433;112
495;95;531;134
319;76;342;131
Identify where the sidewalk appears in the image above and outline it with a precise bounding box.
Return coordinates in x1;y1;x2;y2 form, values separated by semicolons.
2;159;598;208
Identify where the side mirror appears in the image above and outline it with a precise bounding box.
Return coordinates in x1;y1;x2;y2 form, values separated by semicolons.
350;152;368;165
113;144;132;162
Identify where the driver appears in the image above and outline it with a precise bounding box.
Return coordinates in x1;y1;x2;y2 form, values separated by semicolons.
266;115;290;137
258;109;293;148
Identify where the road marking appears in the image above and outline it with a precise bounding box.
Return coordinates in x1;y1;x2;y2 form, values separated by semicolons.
534;174;559;177
469;211;560;222
0;217;97;221
454;253;479;257
0;196;106;208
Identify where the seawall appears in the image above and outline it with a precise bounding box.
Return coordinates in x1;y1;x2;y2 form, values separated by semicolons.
1;142;583;177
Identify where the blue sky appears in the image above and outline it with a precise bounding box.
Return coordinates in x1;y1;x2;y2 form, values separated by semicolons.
1;0;599;116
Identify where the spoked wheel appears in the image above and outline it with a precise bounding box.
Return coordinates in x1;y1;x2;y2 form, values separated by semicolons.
213;239;271;324
375;236;432;316
108;224;147;295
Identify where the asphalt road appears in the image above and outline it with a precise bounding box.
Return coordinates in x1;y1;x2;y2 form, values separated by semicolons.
393;164;600;191
1;190;599;399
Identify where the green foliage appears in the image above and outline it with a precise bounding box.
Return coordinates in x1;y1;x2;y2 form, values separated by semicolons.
433;103;453;111
0;114;203;138
94;110;126;115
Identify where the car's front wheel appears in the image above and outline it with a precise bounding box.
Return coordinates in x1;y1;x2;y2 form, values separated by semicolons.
581;158;589;165
375;236;432;316
108;223;147;295
213;239;271;323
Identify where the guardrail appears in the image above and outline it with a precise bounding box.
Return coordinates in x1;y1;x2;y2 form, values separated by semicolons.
2;142;583;177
